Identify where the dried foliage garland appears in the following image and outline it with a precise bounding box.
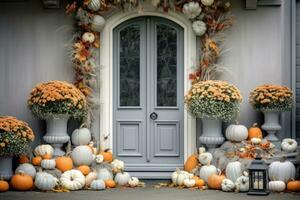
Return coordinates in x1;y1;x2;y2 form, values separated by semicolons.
65;0;233;127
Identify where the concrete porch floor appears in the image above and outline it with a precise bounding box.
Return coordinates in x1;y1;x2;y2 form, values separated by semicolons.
1;182;299;200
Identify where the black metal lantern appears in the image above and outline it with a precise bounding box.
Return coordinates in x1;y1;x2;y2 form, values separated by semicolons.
248;156;269;195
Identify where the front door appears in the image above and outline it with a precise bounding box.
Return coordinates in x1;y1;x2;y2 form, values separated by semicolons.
113;16;184;178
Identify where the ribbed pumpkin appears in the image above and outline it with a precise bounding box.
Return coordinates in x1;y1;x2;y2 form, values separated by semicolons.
184;154;199;173
287;180;300;192
105;179;116;188
207;172;226;190
32;156;42;166
56;156;73;172
100;151;113;163
78;165;90;176
248;123;263;139
18;155;30;164
0;180;9;192
11;171;33;191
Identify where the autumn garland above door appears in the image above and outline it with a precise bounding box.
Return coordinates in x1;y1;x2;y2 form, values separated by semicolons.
65;0;233;128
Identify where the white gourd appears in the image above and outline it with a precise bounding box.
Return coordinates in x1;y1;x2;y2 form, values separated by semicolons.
71;128;91;146
97;168;113;181
35;171;58;191
114;172;131;186
34;144;53;157
225;124;248;142
182;2;201;19
281;138;298;153
192;21;207;36
269;160;296;183
90;179;106;190
251;137;262;145
87;0;101;11
199;165;217;183
184;178;196;188
85;171;98;187
41;159;56;170
128;177;139;187
172;169;193;186
235;175;249;192
225;161;243;182
71;145;94;166
201;0;214;6
198;152;213;165
111;159;124;172
60;170;85;190
269;181;286;192
91;15;106;32
15;163;36;178
221;179;235;192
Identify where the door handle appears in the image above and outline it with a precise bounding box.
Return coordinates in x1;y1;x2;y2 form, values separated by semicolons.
150;112;158;120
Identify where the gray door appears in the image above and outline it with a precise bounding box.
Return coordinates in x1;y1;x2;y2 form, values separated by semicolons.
296;1;300;141
113;17;184;177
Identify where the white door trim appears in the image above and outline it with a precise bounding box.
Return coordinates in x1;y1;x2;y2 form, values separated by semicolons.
99;8;197;162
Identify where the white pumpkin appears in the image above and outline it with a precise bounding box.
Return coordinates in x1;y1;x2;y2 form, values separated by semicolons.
87;0;101;11
111;159;124;172
15;163;36;178
198;152;213;165
201;0;214;6
41;159;56;170
71;145;94;166
199;164;217;183
251;137;262;145
269;181;286;192
171;169;193;186
235;175;249;192
35;171;58;191
85;171;98;187
97;168;113;181
184;178;196;188
114;172;131;186
221;179;235;192
281;138;298;153
82;32;95;44
90;179;106;190
192;21;207;36
91;15;106;32
182;2;201;19
95;154;104;164
269;160;296;183
128;177;139;187
225;161;243;182
34;144;53;157
225;124;248;142
60;169;85;190
71;128;92;146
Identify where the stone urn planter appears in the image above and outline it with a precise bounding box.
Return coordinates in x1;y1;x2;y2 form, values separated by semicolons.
0;157;13;180
43;115;70;156
261;110;281;142
199;118;224;150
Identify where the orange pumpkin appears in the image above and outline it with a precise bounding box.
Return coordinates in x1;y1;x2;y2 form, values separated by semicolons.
78;165;90;176
56;156;73;172
207;173;225;190
100;151;113;163
184;154;199;173
287;180;300;192
18;155;30;164
42;153;52;160
105;179;116;188
32;156;42;166
0;180;9;192
248;123;263;140
193;177;205;188
10;171;33;191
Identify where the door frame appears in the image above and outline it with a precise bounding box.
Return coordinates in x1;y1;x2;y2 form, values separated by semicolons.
99;10;197;162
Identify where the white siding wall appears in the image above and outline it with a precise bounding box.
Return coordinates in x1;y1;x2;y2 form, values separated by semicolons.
0;0;293;148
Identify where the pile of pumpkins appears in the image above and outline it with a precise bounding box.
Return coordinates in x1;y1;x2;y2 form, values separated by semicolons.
0;128;141;193
172;146;300;193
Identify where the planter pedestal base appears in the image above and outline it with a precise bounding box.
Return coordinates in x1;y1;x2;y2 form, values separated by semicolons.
199;118;224;150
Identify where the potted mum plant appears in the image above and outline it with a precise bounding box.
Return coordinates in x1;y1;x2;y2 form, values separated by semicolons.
185;80;242;149
28;80;87;156
0;116;34;180
249;84;293;141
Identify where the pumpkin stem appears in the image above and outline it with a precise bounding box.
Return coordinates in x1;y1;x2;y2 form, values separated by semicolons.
280;156;287;162
252;123;258;127
235;120;239;125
